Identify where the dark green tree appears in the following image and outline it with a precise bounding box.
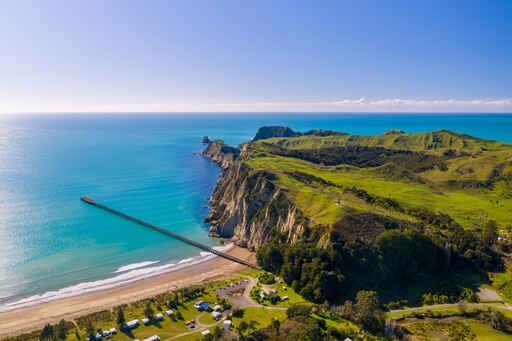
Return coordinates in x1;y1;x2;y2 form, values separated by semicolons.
376;230;413;280
84;320;95;339
482;220;498;246
56;319;67;340
270;318;280;336
144;302;154;320
354;290;382;332
40;324;55;341
116;307;126;326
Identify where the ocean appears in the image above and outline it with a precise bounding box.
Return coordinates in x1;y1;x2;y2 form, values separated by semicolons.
0;113;511;311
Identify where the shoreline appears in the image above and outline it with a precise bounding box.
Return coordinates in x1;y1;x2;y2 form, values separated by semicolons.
0;245;255;338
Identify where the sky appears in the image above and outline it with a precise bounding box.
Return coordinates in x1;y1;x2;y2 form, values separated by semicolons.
0;0;510;113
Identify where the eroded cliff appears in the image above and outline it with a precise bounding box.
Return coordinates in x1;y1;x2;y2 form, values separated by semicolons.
201;140;240;169
204;146;309;250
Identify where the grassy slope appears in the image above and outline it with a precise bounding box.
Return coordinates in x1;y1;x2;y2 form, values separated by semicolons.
468;321;512;341
247;154;512;228
263;130;511;155
400;318;512;341
244;130;512;229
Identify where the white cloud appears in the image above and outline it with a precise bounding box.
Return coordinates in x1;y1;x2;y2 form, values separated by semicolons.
79;97;512;113
1;98;512;114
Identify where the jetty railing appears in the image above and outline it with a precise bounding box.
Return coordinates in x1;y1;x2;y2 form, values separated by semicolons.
80;197;260;269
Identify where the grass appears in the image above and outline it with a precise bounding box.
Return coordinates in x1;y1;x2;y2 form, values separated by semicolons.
401;318;512;341
487;266;512;304
170;331;211;341
238;268;264;278
258;281;310;308
387;306;512;320
468;321;512;341
246;153;512;228
197;312;216;325
48;287;230;341
260;130;512;155
312;312;359;333
386;307;464;319
230;307;287;330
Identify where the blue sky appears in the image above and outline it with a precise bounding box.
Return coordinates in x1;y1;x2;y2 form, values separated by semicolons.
0;0;510;113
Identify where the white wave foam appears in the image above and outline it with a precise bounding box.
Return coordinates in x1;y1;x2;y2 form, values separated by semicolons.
178;257;195;264
114;260;160;273
0;243;234;313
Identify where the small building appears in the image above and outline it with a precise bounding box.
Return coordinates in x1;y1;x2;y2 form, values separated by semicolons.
344;338;353;341
165;309;174;316
212;311;222;320
282;296;289;301
143;336;160;341
194;300;211;311
142;317;150;325
95;333;103;340
155;313;164;321
213;304;222;311
109;328;116;334
223;320;232;329
101;330;110;338
122;319;139;330
282;286;287;290
201;330;211;336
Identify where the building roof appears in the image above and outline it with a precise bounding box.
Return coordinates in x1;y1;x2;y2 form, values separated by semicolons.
143;336;160;341
125;319;139;326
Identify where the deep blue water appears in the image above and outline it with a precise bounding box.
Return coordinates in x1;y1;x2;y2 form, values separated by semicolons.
0;113;511;310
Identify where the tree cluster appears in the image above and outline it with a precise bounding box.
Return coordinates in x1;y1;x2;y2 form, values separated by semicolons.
257;214;502;306
39;320;71;341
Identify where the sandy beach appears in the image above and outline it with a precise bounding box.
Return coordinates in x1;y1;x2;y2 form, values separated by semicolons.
0;246;255;337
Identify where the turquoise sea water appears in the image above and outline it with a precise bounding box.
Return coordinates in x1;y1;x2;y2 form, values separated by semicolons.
0;113;511;310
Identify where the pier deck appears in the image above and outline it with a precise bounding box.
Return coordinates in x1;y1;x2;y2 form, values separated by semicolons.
80;197;260;270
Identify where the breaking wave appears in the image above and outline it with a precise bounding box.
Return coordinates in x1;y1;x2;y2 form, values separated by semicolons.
114;261;160;273
0;243;233;313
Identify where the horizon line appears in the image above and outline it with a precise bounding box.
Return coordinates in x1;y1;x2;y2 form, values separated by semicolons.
1;111;512;115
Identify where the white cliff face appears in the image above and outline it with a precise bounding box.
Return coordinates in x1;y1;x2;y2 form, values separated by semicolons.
201;140;240;169
204;148;308;251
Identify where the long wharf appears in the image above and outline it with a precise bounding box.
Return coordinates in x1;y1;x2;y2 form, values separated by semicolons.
80;197;261;269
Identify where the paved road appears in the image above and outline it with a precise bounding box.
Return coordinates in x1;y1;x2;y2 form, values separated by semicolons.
390;303;512;314
214;276;287;311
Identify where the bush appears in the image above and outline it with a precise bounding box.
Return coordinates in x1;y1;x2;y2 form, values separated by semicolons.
232;308;244;318
258;272;276;284
287;305;312;319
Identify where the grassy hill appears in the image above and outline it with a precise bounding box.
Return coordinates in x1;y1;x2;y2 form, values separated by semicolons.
244;129;512;230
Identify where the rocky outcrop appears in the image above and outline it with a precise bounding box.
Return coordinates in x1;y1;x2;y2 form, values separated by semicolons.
252;126;346;141
204;156;308;251
201;140;240;169
253;126;299;141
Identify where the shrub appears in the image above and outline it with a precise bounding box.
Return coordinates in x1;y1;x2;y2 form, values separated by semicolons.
258;272;276;284
232;308;244;318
